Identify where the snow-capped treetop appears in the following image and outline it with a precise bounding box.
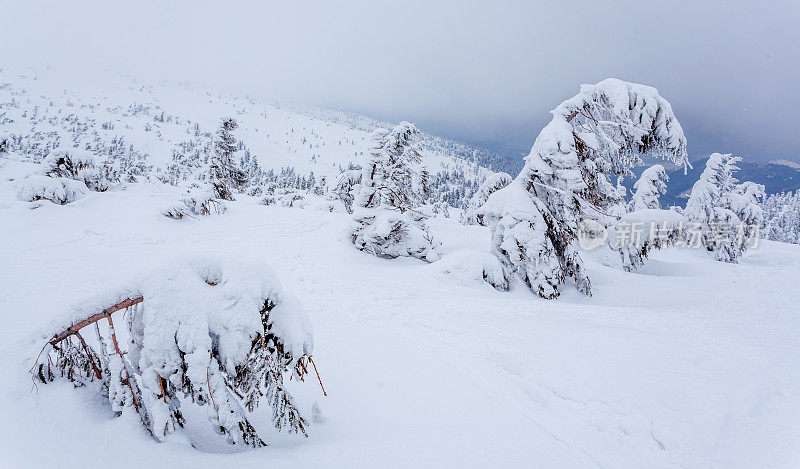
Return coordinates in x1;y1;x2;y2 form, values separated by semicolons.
630;164;669;211
552;79;688;169
354;121;426;213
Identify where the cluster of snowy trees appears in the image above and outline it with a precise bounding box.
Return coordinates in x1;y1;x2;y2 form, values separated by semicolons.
475;79;690;298
2;76;492;211
762;190;800;244
335;80;770;299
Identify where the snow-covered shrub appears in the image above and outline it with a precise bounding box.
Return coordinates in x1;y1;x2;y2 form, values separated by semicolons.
162;187;226;219
480;79;688;298
260;188;306;208
43;149;113;192
630;164;668;211
684;153;765;262
331;169;362;214
18;174;88;205
33;257;318;448
607;209;685;271
762;190;800;244
351;122;439;261
461;172;512;225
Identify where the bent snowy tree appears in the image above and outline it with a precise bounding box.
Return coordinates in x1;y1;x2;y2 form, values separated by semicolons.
32;257;322;448
479;79;688;298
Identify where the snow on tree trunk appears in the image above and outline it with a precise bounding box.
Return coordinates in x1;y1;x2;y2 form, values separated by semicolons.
480;79;688;298
350;122;440;262
32;257;319;448
684;153;765;262
210;118;248;201
461;172;512;225
630;164;669;211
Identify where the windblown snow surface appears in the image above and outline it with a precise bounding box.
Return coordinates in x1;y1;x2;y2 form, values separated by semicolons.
1;160;799;468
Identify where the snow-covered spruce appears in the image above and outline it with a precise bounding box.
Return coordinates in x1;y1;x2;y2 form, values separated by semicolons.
630;164;668;211
684;153;765;262
607;209;685;271
18;174;88;205
162;186;226;219
350;122;440;261
210;118;248;201
461;171;512;225
331;169;362;214
480;79;688;298
32;257;317;448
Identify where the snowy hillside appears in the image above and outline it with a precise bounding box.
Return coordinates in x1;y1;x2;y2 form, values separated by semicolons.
1;155;799;468
0;68;510;206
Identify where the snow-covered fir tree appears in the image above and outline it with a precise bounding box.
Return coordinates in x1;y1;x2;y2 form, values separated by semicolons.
210;118;247;201
684;153;765;262
762;190;800;244
630;164;669;211
331;169;362;214
350;122;439;261
478;79;688;298
461;171;512;225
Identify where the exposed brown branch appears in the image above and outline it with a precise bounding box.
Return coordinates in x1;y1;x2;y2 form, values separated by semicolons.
48;297;143;345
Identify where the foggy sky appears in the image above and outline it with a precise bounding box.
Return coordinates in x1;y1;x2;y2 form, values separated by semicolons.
2;0;798;162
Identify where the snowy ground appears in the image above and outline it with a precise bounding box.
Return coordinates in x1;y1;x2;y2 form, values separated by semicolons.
1;163;799;468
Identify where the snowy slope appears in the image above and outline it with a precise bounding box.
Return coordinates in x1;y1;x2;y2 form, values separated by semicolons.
1;159;798;468
0;67;508;205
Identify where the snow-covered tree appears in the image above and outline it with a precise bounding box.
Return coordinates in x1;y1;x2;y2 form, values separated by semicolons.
461;171;512;225
210;118;247;201
34;258;321;448
479;79;688;298
350;122;439;261
684;153;765;262
331;169;362;214
630;164;668;211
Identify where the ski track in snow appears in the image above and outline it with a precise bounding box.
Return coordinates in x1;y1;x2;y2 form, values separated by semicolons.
0;179;799;468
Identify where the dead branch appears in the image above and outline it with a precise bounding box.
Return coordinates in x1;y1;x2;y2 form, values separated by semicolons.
49;297;143;345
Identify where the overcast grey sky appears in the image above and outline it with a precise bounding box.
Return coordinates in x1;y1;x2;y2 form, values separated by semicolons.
2;1;798;162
